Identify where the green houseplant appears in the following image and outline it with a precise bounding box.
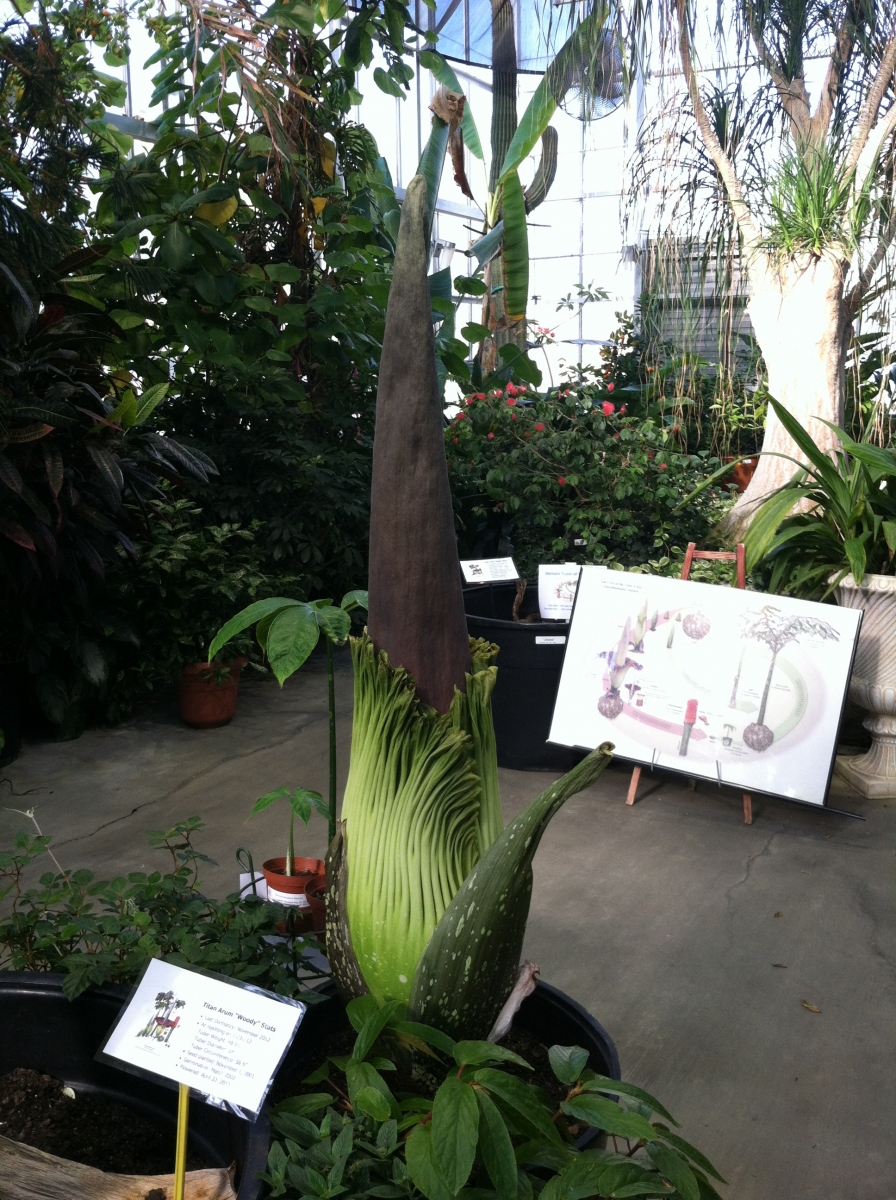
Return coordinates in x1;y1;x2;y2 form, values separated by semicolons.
744;398;896;798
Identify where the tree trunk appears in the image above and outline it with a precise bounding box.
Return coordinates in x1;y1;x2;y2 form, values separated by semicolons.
724;251;852;535
757;649;778;727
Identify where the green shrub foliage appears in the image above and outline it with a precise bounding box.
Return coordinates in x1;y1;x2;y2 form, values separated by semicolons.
446;376;732;579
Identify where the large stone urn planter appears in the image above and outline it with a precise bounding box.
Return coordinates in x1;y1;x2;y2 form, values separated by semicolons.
834;572;896;798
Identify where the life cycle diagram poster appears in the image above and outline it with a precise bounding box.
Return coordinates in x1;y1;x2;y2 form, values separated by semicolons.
549;568;862;806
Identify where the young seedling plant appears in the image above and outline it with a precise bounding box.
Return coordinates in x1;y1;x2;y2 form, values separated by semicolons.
210;591;368;844
250;786;329;878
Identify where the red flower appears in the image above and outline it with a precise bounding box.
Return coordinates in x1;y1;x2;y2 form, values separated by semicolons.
487;432;495;440
496;502;503;509
511;413;517;420
525;432;531;438
535;422;545;431
620;405;627;414
465;396;475;405
506;397;517;406
506;383;517;396
494;389;503;398
607;382;615;392
648;452;654;459
456;412;465;420
659;463;667;471
558;476;567;486
601;401;615;416
453;437;459;444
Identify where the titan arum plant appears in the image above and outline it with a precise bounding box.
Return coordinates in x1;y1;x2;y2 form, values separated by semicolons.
216;176;612;1040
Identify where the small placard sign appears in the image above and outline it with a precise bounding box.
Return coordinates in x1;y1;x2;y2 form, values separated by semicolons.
99;958;305;1119
461;557;519;583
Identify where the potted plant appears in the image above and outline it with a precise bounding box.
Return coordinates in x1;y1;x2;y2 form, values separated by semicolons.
178;655;248;729
744;398;896;796
249;785;328;929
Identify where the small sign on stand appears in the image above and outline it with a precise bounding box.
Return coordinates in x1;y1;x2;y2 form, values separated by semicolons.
99;958;306;1199
460;557;519;584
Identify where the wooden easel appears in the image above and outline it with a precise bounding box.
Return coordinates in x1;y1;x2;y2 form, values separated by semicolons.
626;542;754;825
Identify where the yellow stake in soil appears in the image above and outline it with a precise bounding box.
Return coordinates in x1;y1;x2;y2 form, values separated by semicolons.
173;1083;190;1200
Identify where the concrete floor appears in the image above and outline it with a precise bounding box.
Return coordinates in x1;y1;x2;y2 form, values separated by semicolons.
2;646;894;1200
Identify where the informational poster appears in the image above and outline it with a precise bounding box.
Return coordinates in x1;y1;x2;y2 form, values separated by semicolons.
538;564;582;620
99;958;305;1118
460;557;519;583
549;567;862;807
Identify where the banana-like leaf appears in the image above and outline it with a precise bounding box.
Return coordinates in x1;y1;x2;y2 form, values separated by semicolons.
416;116;450;242
467;222;504;269
408;744;614;1038
421;51;484;161
501;171;529;322
524;128;559;213
498;74;555;184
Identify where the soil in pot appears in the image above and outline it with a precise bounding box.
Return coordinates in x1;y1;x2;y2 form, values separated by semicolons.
262;857;325;934
0;1067;210;1174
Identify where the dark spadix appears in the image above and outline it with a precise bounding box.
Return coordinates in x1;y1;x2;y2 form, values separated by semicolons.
367;174;470;713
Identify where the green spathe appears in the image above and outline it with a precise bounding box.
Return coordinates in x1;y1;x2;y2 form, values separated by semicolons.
339;635;501;1004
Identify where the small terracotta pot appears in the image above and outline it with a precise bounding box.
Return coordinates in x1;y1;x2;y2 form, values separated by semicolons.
304;872;327;932
262;857;325;932
178;657;247;729
722;456;758;493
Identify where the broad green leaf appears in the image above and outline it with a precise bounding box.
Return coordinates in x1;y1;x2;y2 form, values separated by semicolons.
473;1069;562;1146
455;276;489;296
417;117;450;236
844;535;867;583
467;222;503;269
354;999;402;1062
560;1095;655;1141
355;1085;392;1121
454;1041;531;1069
274;1092;333;1117
475;1089;517;1200
346;994;380;1033
766;399;852;511
134;382;170;426
266;604;321;685
501;171;528;322
548;1045;589;1085
652;1125;726;1183
743;486;811;571
498;75;555;182
317;604;352;644
461;322;492;343
419;51;484;160
108;390;138;430
265;263;304;282
581;1075;678;1124
159;221;193;270
208;597;300;661
882;521;896;558
288;788;323;825
341;589;369;612
250;787;291;816
431;1076;478;1193
646;1144;699;1200
406;1124;454;1200
390;1020;456;1056
345;1059;398;1118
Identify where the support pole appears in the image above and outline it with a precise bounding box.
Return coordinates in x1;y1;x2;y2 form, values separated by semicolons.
173;1083;190;1200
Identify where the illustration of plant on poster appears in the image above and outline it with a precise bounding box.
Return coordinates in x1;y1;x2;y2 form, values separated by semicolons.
549;568;862;807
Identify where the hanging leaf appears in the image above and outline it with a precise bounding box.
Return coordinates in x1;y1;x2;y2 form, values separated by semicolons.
500;171;529;321
266;604;321;684
420;51;483;160
416;117;450;238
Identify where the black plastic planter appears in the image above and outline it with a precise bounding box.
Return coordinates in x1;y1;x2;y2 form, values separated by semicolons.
0;973;269;1198
464;583;583;771
0;661;25;767
276;979;620;1151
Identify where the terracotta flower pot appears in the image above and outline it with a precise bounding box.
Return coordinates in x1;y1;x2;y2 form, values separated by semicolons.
262;857;325;932
304;872;327;932
178;657;247;729
722;455;758;493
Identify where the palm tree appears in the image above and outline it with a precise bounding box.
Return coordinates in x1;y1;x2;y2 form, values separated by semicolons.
625;0;896;530
740;606;839;749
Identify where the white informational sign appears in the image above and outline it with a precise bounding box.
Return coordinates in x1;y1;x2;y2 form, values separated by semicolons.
460;557;519;583
538;564;588;619
100;958;305;1118
549;567;862;807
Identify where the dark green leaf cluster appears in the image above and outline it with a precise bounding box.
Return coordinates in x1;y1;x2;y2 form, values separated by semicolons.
265;996;725;1200
744;399;896;597
445;381;731;580
0;817;328;1000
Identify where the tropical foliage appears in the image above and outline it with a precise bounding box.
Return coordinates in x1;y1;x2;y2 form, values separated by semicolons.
744;399;896;597
265;997;726;1200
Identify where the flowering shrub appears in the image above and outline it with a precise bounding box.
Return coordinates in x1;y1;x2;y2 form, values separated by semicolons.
446;379;733;578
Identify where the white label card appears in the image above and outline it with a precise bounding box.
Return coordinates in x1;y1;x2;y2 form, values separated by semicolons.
538;564;582;620
460;557;519;583
100;958;305;1117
